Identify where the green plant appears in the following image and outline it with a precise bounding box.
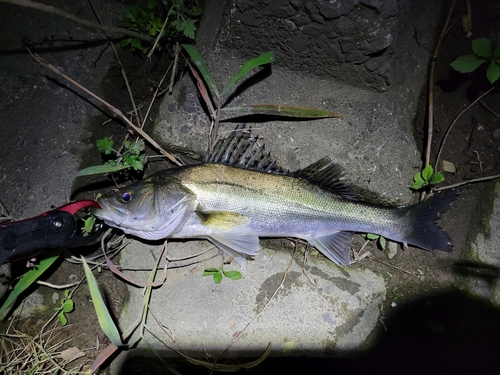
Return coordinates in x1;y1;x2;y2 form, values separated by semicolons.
120;0;200;53
411;165;444;190
361;233;386;250
55;289;74;326
451;31;500;84
202;267;242;284
97;136;147;171
182;45;343;150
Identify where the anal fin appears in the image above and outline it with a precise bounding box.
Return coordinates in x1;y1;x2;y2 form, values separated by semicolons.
310;231;353;266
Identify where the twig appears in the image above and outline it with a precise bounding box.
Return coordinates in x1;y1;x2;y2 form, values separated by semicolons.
434;86;495;171
141;60;174;130
1;0;154;42
368;256;413;275
30;51;182;166
147;14;169;59
480;100;500;118
434;173;500;191
88;0;143;127
422;0;457;201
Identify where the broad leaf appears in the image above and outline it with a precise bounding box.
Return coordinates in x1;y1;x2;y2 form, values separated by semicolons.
450;54;487;73
222;104;342;118
472;37;492;58
486;61;500;84
421;165;433;182
221;51;275;95
213;271;223;284
429;172;445;185
182;44;219;98
223;270;242;280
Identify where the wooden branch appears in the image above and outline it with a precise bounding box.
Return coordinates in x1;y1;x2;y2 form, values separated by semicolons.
2;0;154;42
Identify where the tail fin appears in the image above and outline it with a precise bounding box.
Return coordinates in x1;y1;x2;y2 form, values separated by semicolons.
400;189;460;252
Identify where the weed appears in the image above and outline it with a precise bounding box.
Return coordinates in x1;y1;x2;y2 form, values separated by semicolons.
361;233;386;250
411;165;444;190
55;289;74;326
451;31;500;84
120;0;201;53
96;136;147;172
202;267;242;284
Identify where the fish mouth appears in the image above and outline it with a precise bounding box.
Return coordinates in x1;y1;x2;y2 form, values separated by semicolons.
91;199;128;226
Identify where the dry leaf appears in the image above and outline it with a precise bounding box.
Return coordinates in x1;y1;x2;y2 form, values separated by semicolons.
442;160;456;173
57;346;85;364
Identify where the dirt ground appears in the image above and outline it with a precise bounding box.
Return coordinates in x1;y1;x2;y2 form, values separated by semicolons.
1;0;500;374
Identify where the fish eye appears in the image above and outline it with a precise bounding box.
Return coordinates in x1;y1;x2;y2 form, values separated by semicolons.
120;191;133;203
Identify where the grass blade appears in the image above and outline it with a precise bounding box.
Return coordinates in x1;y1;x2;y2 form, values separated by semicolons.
222;52;275;96
182;44;219;98
0;249;62;319
221;104;343;118
81;256;124;347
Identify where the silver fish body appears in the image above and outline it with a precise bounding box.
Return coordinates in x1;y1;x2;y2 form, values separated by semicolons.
93;155;458;266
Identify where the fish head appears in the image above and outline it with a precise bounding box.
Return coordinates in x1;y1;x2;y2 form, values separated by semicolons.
92;176;195;240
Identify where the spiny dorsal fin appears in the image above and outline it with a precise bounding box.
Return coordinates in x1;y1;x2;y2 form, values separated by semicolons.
293;157;357;200
204;125;283;174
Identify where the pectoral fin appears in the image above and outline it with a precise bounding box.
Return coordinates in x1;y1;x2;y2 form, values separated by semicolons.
310;231;353;266
197;210;249;231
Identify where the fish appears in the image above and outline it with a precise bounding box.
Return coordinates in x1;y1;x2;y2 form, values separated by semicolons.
91;130;459;266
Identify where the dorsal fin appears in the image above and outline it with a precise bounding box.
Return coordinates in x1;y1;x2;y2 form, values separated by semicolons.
204;125;283;174
293;157;357;200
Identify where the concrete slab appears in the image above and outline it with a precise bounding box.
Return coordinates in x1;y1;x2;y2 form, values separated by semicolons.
110;239;385;370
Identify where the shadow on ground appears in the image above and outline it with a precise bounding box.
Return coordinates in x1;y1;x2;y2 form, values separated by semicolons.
115;288;500;375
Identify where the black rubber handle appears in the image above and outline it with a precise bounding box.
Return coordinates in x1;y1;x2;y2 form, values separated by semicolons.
0;211;76;265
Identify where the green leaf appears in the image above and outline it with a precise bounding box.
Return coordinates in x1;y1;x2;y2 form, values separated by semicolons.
58;311;68;326
131;39;143;51
213;271;223;284
486;61;500;84
362;233;379;240
191;6;203;16
84;216;96;234
126;139;145;155
96;137;114;154
412;171;425;187
0;249;62;318
182;44;219;98
202;268;220;276
451;54;487;73
222;52;275;96
494;31;500;58
81;257;124;347
222;270;242;281
221;104;342;118
411;180;424;190
120;38;133;48
62;299;74;313
472;37;492;58
378;236;386;250
182;19;197;39
421;165;433;182
429;172;445;185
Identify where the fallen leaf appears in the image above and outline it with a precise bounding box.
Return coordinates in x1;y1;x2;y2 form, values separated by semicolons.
442;160;456;173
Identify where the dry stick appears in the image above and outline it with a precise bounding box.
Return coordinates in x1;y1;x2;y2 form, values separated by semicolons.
31;52;182;166
434;86;496;171
434;173;500;191
88;0;143;126
147;14;170;59
141;60;174;130
1;0;154;42
422;0;457;201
